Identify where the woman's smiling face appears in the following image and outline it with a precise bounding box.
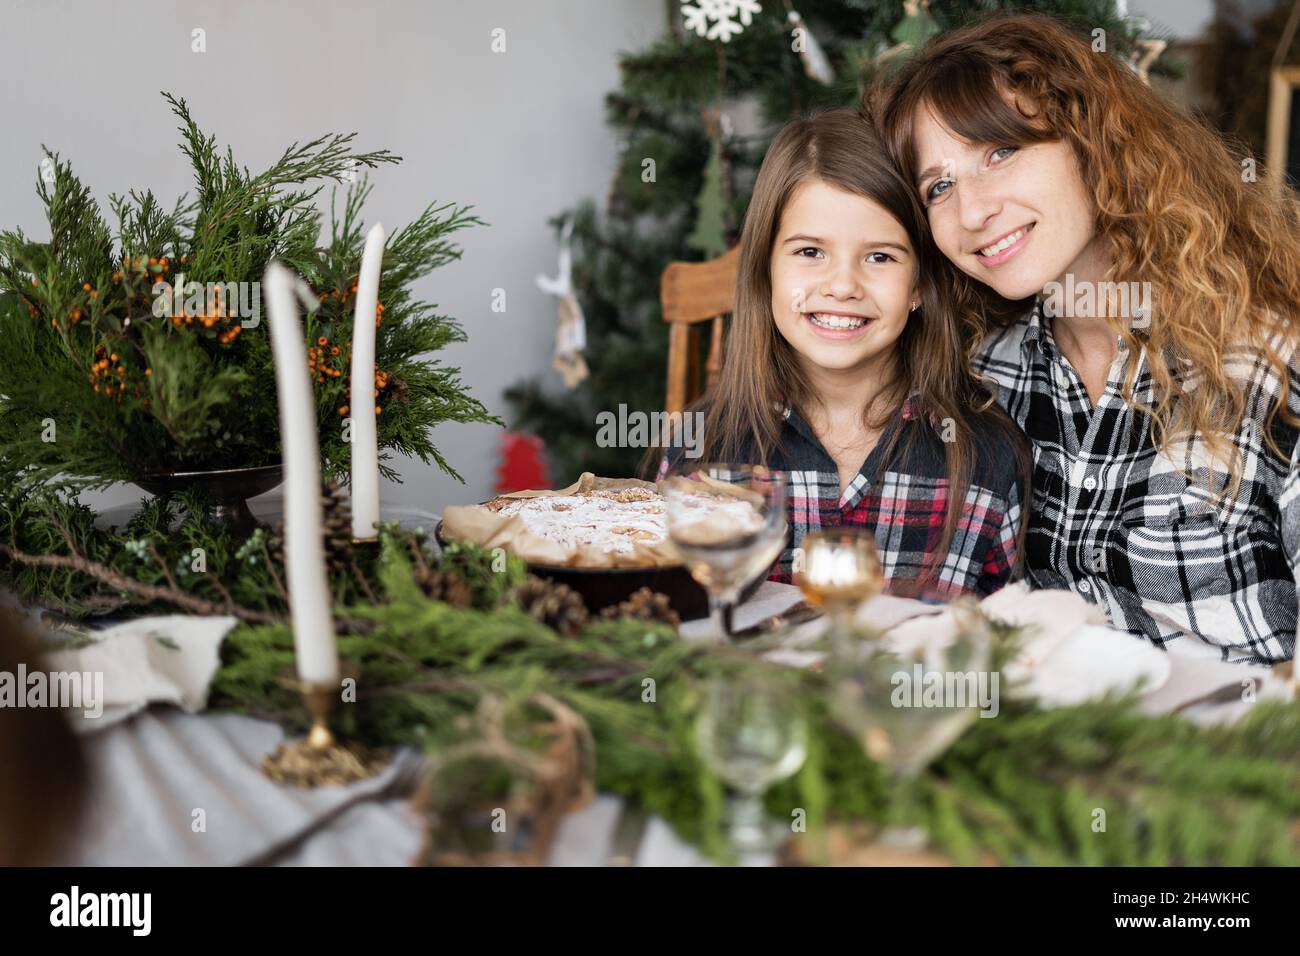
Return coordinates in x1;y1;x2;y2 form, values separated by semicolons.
911;105;1099;301
768;178;918;378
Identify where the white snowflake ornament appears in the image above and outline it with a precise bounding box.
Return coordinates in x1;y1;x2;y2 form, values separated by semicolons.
681;0;761;44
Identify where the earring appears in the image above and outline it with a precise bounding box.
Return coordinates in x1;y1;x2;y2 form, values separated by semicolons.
909;301;920;312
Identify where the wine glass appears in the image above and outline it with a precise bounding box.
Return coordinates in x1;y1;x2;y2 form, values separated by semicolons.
695;672;808;856
793;528;884;650
664;464;788;642
826;599;992;848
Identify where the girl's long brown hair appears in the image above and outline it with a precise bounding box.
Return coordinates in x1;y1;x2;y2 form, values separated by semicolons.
645;108;1029;591
874;12;1300;493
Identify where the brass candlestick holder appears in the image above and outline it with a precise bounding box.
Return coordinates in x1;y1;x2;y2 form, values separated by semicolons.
794;529;884;649
261;661;391;788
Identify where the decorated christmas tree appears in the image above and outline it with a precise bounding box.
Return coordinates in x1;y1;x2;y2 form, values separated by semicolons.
505;0;1171;482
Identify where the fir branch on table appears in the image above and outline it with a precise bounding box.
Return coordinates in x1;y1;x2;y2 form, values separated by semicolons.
0;454;435;624
0;470;282;623
208;534;1300;867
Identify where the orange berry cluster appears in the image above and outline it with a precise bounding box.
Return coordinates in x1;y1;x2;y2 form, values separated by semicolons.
320;281;385;327
31;278;100;327
117;255;175;286
169;282;242;344
336;367;391;417
309;335;346;384
374;367;389;416
88;344;143;403
62;281;103;326
111;253;187;305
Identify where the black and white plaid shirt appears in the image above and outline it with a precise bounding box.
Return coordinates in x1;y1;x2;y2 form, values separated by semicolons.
975;300;1300;664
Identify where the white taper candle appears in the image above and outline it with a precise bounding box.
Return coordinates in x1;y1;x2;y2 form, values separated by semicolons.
350;223;386;540
264;261;339;686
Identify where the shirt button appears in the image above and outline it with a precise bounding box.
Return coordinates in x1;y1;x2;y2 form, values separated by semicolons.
1083;475;1097;492
1078;579;1092;594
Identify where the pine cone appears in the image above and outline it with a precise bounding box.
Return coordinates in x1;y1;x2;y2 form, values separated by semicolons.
510;575;588;637
599;587;681;628
269;479;355;574
415;566;474;609
320;480;354;565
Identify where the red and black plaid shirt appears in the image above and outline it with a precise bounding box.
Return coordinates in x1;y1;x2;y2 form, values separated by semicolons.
658;396;1026;599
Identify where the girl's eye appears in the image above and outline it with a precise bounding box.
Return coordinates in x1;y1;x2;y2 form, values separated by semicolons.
924;178;952;203
990;145;1018;164
866;252;896;264
794;247;824;259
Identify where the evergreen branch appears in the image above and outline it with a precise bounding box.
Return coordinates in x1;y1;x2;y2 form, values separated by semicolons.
0;92;496;487
204;541;1300;866
0;541;280;624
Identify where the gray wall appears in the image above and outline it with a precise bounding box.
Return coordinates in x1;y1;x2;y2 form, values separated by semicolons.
1128;0;1214;39
0;0;1218;518
0;0;665;516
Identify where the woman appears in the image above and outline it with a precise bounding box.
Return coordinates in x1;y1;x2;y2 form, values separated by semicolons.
648;108;1029;599
875;12;1300;663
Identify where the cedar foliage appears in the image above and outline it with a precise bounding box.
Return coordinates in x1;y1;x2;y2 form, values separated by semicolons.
0;92;499;491
210;536;1300;866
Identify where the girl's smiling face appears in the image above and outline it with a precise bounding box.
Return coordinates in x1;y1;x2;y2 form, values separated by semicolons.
912;106;1101;301
769;178;919;378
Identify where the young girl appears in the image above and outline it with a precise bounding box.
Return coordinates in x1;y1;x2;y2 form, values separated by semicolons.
650;108;1029;600
875;13;1300;662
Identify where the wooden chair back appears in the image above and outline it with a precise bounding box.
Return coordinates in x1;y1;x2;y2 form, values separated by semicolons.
659;246;739;415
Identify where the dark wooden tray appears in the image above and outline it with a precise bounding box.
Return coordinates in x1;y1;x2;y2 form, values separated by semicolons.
434;520;763;621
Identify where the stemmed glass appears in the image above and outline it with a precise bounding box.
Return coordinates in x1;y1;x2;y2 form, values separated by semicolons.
663;464;788;642
695;671;808;856
826;599;992;848
793;528;884;650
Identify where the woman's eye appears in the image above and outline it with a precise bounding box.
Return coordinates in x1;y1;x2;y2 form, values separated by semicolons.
866;252;896;264
794;247;823;259
990;146;1018;164
924;179;952;203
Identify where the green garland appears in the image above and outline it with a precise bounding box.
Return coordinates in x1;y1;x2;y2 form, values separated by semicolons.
209;536;1300;866
0;459;420;621
0;92;499;491
5;471;1298;865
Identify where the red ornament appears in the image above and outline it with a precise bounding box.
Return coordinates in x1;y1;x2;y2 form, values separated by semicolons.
494;432;551;494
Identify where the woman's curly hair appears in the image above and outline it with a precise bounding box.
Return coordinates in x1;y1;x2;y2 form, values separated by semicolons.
873;12;1300;491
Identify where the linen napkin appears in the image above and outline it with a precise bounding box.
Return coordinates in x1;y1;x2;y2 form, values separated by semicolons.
41;615;237;734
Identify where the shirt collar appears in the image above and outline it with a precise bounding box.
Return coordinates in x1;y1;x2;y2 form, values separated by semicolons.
1022;295;1157;366
1020;297;1054;367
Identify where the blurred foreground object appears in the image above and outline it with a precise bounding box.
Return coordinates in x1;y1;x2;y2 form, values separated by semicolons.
0;610;86;864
